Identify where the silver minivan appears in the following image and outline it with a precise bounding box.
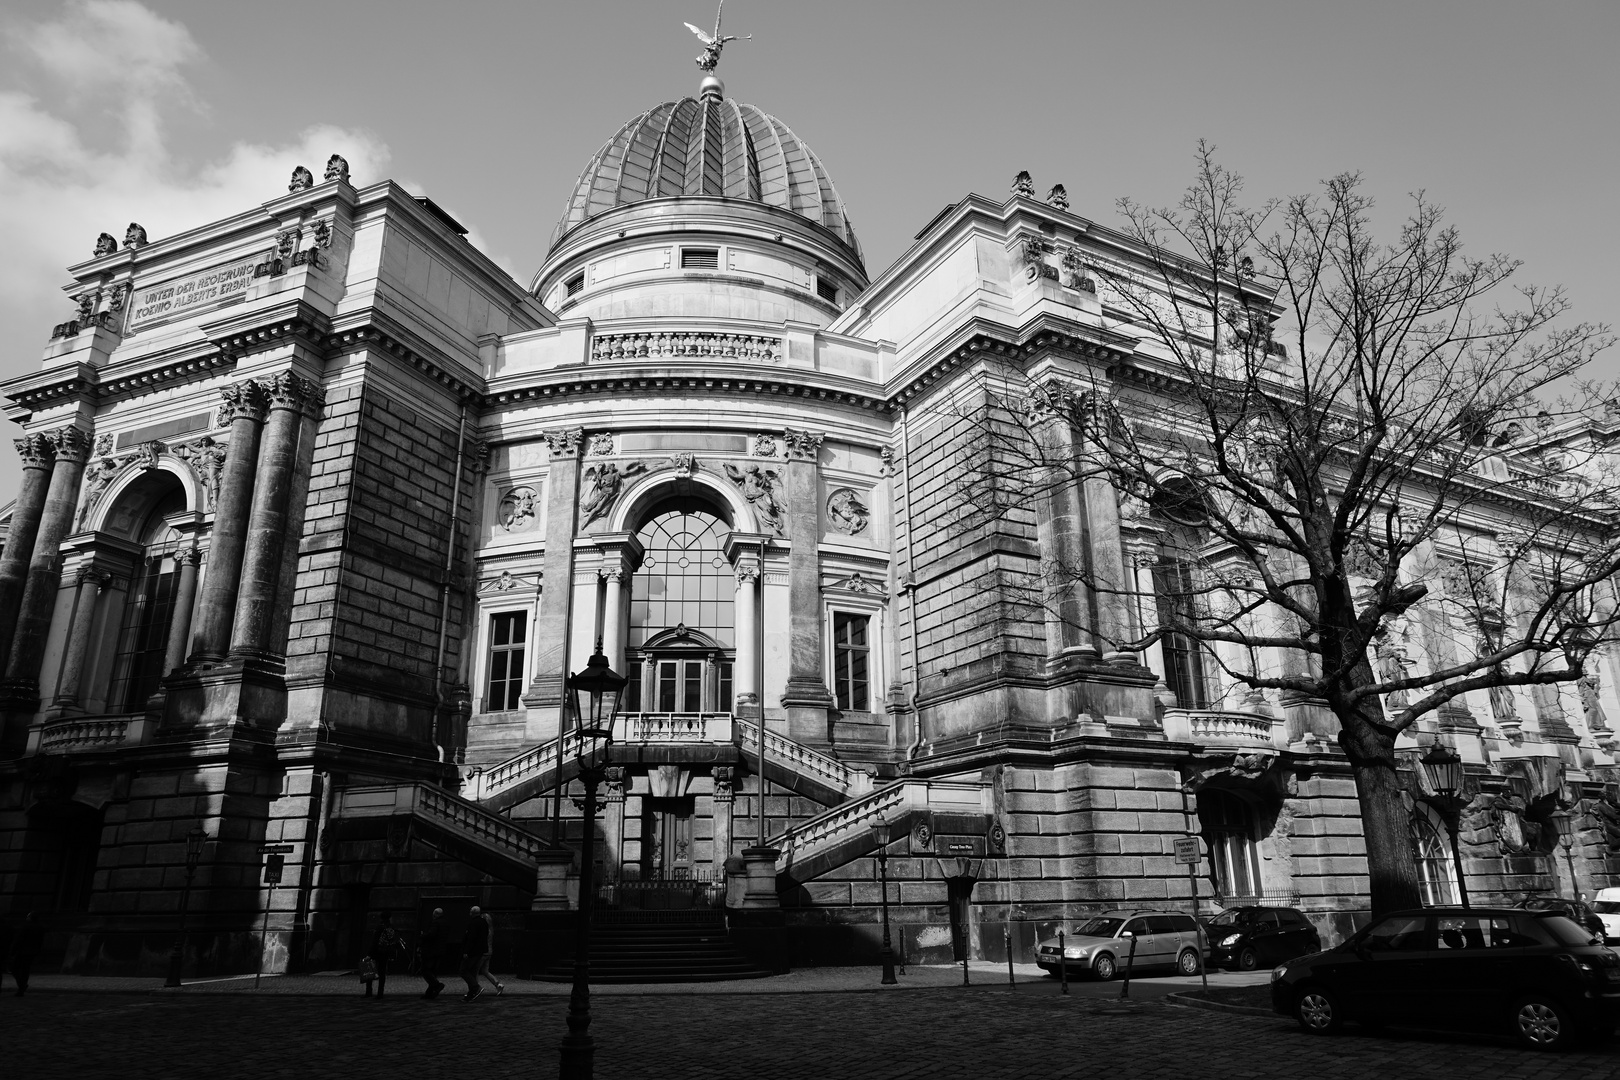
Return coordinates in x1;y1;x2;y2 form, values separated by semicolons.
1035;909;1205;981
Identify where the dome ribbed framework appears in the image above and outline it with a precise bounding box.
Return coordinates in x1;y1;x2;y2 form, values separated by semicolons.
551;97;862;263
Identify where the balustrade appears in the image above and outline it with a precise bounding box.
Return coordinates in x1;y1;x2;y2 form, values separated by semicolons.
589;331;782;364
1162;708;1281;749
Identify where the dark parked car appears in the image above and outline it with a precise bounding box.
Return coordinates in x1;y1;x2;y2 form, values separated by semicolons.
1205;906;1321;971
1271;906;1620;1050
1517;896;1607;941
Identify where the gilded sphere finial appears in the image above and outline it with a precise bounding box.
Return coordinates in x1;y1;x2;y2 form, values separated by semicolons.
699;74;725;100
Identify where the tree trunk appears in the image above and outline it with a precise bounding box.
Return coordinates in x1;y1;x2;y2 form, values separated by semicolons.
1338;706;1425;918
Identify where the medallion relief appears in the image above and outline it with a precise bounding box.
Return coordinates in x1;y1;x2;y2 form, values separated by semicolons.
826;487;870;535
497;486;540;532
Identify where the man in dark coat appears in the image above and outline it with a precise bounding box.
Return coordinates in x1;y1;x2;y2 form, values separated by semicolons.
368;912;400;997
461;905;489;1001
418;908;446;999
10;912;44;996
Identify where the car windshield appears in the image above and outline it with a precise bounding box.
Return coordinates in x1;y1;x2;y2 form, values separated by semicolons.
1537;914;1601;946
1072;918;1124;937
1208;910;1252;927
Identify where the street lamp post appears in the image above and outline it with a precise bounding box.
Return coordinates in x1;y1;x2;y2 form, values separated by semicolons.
1550;809;1580;899
558;641;626;1080
164;827;208;988
1420;744;1470;909
868;819;897;985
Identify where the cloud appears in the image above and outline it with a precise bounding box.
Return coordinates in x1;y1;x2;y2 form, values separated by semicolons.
0;2;392;505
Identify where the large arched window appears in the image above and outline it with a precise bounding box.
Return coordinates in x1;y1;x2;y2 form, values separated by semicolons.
1198;788;1263;901
1411;806;1459;906
106;487;187;711
1152;481;1213;709
626;502;735;714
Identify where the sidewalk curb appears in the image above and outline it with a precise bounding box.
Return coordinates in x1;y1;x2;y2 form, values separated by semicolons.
1163;990;1273;1017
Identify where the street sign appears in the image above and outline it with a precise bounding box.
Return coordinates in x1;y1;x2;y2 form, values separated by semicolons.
258;843;294;854
1173;837;1200;865
263;853;285;885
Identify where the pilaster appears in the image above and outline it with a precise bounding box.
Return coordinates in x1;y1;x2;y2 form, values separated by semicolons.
523;427;583;727
778;430;834;744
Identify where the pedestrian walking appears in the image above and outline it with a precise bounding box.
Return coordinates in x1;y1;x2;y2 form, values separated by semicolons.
418;908;447;999
461;905;490;1001
366;912;401;997
10;912;44;997
473;907;504;996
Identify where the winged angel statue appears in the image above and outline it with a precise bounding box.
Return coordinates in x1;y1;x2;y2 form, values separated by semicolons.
685;2;750;72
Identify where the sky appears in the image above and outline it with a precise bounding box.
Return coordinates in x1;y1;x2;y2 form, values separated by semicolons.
0;0;1616;507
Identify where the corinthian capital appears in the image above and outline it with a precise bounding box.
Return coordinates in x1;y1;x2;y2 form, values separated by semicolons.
15;432;54;471
219;379;270;424
45;426;91;464
543;427;584;460
262;370;323;415
781;429;824;460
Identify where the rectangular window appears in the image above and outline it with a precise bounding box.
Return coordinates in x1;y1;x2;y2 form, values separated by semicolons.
718;661;733;713
682;660;702;712
1153;560;1209;709
680;247;719;270
108;557;179;711
658;661;678;712
815;278;838;304
625;661;644;714
485;612;527;711
565;272;584;297
832;612;870;712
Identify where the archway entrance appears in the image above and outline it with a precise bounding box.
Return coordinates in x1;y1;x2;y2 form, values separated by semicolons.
625;501;735;718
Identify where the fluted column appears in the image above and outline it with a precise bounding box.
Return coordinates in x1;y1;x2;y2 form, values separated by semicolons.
189;380;267;662
52;567;111;707
0;434;56;668
5;426;92;691
229;372;320;660
162;547;203;676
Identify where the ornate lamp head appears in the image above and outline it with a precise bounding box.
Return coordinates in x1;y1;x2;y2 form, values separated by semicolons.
567;638;626;765
1420;743;1464;801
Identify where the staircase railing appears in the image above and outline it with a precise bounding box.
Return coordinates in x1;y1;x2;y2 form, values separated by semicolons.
735;724;874;798
769;778;986;873
332;783;554;866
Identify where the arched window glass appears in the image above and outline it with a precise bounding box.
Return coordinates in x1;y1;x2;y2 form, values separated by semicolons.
629;504;734;649
1411;808;1459;905
107;489;186;711
1151;483;1213;709
1198;788;1263;901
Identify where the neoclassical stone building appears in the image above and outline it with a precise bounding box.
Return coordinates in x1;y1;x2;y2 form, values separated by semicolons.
3;71;1618;977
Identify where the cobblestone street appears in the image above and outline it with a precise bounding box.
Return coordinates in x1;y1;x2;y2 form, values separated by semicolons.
6;980;1617;1080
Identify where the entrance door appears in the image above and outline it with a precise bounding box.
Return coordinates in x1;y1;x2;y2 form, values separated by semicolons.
947;878;975;961
644;798;695;878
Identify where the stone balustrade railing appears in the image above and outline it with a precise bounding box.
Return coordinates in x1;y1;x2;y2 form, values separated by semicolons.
1161;708;1280;749
736;723;873;797
626;712;734;743
333;783;552;864
589;330;783;364
770;779;987;873
36;716;150;754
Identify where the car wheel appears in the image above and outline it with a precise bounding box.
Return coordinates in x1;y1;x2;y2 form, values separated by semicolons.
1177;949;1201;976
1511;995;1575;1051
1295;985;1343;1035
1092;954;1117;982
1237;947;1259;971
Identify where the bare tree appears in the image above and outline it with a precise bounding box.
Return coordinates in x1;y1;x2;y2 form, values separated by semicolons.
953;144;1617;916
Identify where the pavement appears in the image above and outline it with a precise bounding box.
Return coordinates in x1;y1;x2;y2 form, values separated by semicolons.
5;965;1616;1079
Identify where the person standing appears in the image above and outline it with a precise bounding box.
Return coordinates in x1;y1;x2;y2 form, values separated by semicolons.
461;905;489;1001
368;912;400;998
10;912;43;997
474;907;504;996
418;908;446;999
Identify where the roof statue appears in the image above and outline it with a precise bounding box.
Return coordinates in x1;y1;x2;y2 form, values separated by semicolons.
685;1;749;72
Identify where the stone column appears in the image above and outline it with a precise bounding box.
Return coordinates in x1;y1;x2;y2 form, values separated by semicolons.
4;425;92;692
0;434;55;668
777;431;834;742
162;548;203;676
1082;462;1135;665
732;565;760;712
188;380;268;663
1029;397;1096;659
592;534;643;675
711;766;735;879
229;372;319;661
523;428;583;716
51;567;111;708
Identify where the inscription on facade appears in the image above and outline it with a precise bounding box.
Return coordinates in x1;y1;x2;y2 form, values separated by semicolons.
127;257;258;330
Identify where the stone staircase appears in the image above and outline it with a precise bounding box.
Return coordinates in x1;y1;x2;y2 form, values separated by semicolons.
769;778;989;884
532;910;773;984
329;782;556;887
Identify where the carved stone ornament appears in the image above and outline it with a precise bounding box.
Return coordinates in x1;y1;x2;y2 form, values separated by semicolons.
129;441;161;470
1021;236;1058;280
751;433;778;457
123;222;147;249
46;425;91;464
171;436;227;511
542;427;583;459
830;571;880;595
826;488;870;535
1579;671;1610;732
15;432;53;471
879;446;897;477
1595;791;1620;853
1011;170;1035;198
76;455;127;530
264;370;321;413
580;461;648;527
1046;184;1070;211
588;433;615;457
219;380;270;424
712;766;735;803
288;165;314;192
495;570;517;590
310;219;333;249
92;433;115;458
107;283;129;312
667;452;697;479
93;232;119;257
781;429;823;460
723;462;785;535
323;154;350;184
277;230;297;259
735;564;760;586
497;486;540;532
76;293;97;322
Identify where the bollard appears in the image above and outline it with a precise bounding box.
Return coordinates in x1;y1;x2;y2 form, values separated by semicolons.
1059;930;1068;995
1119;932;1138;1000
962;951;970;986
1006;924;1015;987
